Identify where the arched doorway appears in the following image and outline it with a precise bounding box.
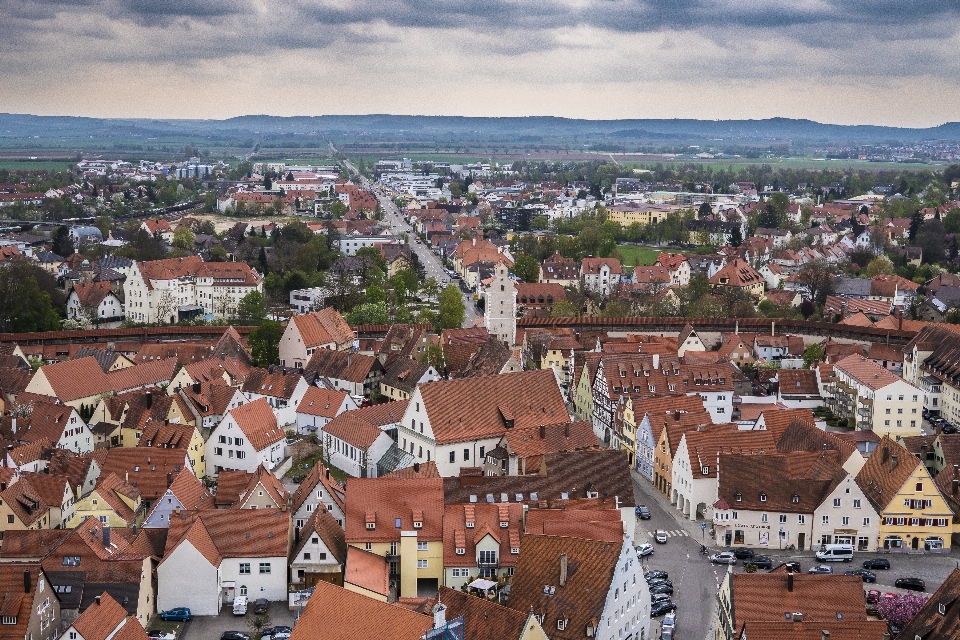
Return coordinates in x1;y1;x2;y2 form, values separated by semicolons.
912;536;920;550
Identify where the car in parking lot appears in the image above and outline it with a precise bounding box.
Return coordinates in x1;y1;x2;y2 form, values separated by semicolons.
647;579;672;589
651;601;677;617
147;632;175;640
732;548;755;560
649;583;674;595
747;556;773;570
655;530;668;543
253;598;269;615
808;565;833;574
636;506;651;520
159;608;191;622
862;558;891;570
645;570;669;581
844;569;877;583
710;552;737;565
895;577;926;591
220;633;250;640
651;593;671;605
866;589;881;604
261;628;292;639
635;543;654;557
943;424;958;434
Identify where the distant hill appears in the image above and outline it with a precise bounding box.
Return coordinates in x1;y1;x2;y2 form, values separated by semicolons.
2;113;959;146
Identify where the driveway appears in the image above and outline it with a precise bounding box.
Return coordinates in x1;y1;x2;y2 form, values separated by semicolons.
180;601;297;640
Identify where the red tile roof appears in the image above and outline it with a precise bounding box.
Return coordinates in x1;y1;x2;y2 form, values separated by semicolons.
344;546;390;596
296;387;351;418
71;591;129;640
224;397;284;451
292;307;354;349
71;281;117;308
345;478;444;544
163;508;290;562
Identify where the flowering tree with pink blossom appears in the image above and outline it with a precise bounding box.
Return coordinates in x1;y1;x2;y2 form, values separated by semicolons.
875;592;927;629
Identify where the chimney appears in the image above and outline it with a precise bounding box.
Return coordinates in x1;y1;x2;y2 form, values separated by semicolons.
653;353;659;370
882;634;892;640
95;595;101;606
414;462;421;473
193;381;201;393
23;569;30;594
11;418;15;434
559;553;568;587
146;391;153;408
103;526;111;548
891;455;898;470
771;320;776;337
821;631;830;640
540;424;546;439
881;446;889;463
167;472;173;488
433;602;447;629
787;572;794;593
125;471;129;483
565;422;570;438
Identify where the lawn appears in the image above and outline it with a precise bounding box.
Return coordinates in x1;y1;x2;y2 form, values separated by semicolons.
285;448;348;484
616;245;660;267
0;159;76;172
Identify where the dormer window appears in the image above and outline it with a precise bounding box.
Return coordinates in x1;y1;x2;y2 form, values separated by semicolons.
413;521;423;529
366;522;375;530
701;466;709;475
557;619;567;631
500;520;508;528
511;547;519;554
760;493;767;502
2;617;16;625
792;494;800;503
466;521;475;528
735;493;742;502
456;547;465;555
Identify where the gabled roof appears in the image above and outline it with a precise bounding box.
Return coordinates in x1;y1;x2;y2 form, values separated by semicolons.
855;435;921;512
138;419;197;451
290;461;345;515
434;586;534;640
418;369;567;446
144;469;213;521
241;367;305;400
91;473;141;523
344;478;444;543
777;369;820;396
71;281;117;308
32;357;112;402
344;546;390;596
70;591;128;640
292;507;346;566
304;348;381;383
833;354;903;390
709;258;763;288
162;508;290;563
380;359;433;394
222;398;283;451
296;387;351;418
290;579;430;640
214;463;289;508
717;453;844;514
322;412;386;450
292;307;354;349
504;421;597;460
507;534;622;640
581;257;622;275
87;448;190;504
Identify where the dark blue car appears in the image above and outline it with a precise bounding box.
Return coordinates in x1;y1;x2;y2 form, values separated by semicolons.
159;608;191;621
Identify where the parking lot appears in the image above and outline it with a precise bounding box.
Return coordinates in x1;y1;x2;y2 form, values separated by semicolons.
176;602;297;640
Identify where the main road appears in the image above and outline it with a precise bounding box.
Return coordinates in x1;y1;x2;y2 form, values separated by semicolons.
342;161;481;327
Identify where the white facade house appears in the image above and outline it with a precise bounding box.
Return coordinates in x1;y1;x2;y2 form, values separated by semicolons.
829;354;924;438
812;474;881;551
278;307;354;369
156;509;290;615
596;536;650;640
295;387;357;435
241;370;310;427
207;398;286;476
23;401;95;455
337;234;395;256
65;283;123;327
291;463;346;529
321;413;395;478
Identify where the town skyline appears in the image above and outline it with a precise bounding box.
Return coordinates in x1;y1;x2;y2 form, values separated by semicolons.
3;1;960;127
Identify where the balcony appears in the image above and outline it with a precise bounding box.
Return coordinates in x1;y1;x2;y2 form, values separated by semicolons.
860;397;873;405
477;556;499;567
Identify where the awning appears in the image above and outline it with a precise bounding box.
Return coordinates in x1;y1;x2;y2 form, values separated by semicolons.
467;579;497;592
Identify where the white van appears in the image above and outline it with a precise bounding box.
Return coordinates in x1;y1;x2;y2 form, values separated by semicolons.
816;544;855;562
233;595;248;615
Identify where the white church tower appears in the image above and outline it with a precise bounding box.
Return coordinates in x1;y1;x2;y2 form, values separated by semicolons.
484;261;517;347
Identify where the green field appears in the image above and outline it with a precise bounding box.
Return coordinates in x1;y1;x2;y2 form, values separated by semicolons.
617;245;660;267
0;159;76;172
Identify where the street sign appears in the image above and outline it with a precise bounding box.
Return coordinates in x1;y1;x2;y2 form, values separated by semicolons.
701;522;707;530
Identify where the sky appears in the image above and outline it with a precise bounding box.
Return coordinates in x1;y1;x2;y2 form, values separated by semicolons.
2;0;960;127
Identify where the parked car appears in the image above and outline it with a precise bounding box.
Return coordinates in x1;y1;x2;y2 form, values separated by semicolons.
748;556;773;570
844;569;877;583
710;552;737;565
253;598;269;615
808;565;834;574
862;559;891;570
635;543;654;557
943;425;958;434
220;633;250;640
647;579;673;589
655;530;668;544
895;577;926;592
782;561;802;572
865;589;881;604
159;608;191;622
732;548;755;560
650;593;672;605
147;632;175;640
636;506;651;520
651;601;677;617
662;613;676;632
645;570;669;581
262;628;292;638
649;583;674;595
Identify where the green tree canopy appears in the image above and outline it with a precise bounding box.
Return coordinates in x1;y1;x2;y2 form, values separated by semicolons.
864;256;894;277
172;225;195;251
52;225;74;257
438;285;466;329
235;290;267;325
802;343;826;368
0;262;62;332
550;299;580;318
512;255;541;283
248;320;282;368
345;301;390;325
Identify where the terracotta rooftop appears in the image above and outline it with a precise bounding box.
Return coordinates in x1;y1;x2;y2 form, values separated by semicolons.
304;348;380;384
504;421;597;459
162;508;290;563
833;354;904;391
344;477;444;544
223;398;284;451
70;590;128;640
344;546;391;597
855;435;921;512
897;567;960;639
292;307;354;349
291;461;345;516
296;387;351;418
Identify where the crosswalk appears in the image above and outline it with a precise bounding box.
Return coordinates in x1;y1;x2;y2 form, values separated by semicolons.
647;529;689;538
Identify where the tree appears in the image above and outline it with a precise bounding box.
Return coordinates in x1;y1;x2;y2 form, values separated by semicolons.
909;209;924;241
802;343;826;368
172;225;195;251
345;301;389;325
248;320;282;367
792;260;835;306
730;224;743;248
864;256;894;277
512;255;541;283
154;290;178;325
438;285;466;329
915;219;946;264
203;192;218;212
236;290;267;325
550;299;580;318
874;592;927;630
52;225;74;257
799;299;815;319
0;262;62;333
418;343;446;372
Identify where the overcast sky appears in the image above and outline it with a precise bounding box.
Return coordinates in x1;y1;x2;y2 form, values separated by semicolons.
2;0;959;127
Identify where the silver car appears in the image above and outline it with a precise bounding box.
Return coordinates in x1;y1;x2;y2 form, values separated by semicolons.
710;552;737;565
